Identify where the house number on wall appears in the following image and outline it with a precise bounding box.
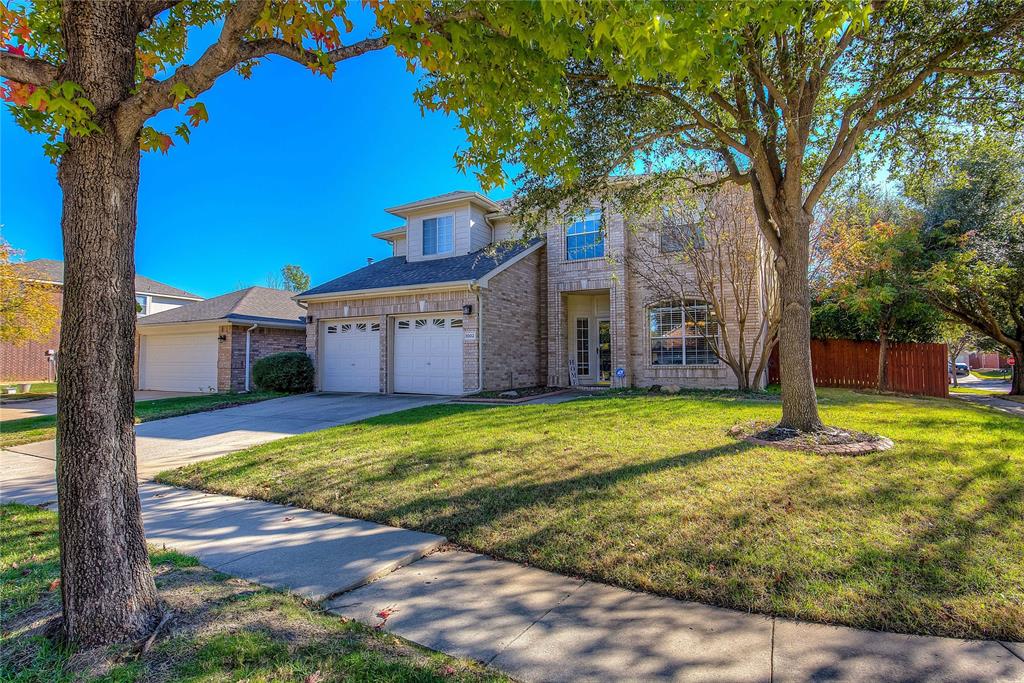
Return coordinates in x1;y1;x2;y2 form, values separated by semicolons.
464;330;477;340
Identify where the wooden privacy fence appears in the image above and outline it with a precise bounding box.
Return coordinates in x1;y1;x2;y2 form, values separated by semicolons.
767;339;949;398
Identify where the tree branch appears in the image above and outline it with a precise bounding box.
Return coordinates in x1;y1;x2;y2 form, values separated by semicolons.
0;52;59;86
934;66;1024;77
115;1;388;146
136;1;181;29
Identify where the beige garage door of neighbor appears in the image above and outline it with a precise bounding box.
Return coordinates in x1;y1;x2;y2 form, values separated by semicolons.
140;332;219;392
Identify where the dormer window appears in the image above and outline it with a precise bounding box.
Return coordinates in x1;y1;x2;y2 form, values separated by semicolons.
422;215;454;256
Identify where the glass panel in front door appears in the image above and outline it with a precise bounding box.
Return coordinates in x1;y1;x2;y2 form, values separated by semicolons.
598;320;611;381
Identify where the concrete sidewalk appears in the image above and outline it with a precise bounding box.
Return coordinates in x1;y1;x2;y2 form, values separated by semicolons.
141;483;444;600
330;550;1024;682
7;476;1022;680
951;391;1024;417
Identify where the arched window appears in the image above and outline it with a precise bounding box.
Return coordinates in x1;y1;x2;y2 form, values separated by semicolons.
649;299;720;366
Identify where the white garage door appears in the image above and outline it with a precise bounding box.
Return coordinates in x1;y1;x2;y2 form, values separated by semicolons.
321;320;381;392
140;332;218;392
393;316;464;395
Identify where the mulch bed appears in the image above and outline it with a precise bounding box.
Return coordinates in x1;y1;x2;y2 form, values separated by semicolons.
729;421;894;455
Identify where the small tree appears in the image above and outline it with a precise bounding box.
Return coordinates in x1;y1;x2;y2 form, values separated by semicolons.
281;264;310;292
624;183;778;390
0;240;58;346
819;207;937;390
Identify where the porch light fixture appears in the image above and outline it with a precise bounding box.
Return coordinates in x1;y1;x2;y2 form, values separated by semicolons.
462;304;472;316
218;334;227;341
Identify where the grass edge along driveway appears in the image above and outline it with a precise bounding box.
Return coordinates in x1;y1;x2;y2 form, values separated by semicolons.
160;389;1024;642
0;503;504;683
0;391;285;449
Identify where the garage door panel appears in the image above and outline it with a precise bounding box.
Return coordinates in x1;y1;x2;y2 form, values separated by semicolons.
321;320;380;393
393;315;464;396
141;333;218;392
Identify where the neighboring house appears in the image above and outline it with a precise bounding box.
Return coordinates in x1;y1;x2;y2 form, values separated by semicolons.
296;189;772;396
135;287;306;393
1;258;202;382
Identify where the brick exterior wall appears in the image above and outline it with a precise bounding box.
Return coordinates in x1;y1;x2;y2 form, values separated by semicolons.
0;288;61;381
220;324;306;392
480;247;547;390
542;200;770;390
544;206;631;388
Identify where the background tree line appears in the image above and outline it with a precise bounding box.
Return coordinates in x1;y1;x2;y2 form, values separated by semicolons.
810;133;1024;394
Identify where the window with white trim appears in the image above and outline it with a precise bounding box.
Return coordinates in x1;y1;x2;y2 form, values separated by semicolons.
422;215;454;255
566;209;603;260
649;299;719;366
575;318;591;375
135;295;148;316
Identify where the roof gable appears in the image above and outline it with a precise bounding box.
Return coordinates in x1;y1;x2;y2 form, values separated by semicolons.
298;239;543;298
13;258;202;299
138;286;305;327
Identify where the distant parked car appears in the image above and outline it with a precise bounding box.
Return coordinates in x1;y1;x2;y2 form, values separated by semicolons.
948;362;970;379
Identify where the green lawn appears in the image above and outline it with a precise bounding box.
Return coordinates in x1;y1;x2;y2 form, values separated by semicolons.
0;504;504;683
972;369;1011;380
949;385;1007;396
160;389;1024;641
0;382;57;402
0;392;284;449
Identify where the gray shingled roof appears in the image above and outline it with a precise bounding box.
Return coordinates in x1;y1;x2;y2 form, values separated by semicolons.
14;258;201;299
299;239;542;298
137;287;305;327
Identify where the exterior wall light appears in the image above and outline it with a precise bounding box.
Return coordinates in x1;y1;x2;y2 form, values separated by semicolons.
462;304;473;316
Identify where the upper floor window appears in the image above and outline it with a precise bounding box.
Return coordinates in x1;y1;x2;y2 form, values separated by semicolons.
660;206;704;252
649;299;720;366
422;215;454;255
566;209;603;260
135;295;148;316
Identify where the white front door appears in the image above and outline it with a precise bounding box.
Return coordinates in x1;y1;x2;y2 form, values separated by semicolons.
393;315;465;395
140;332;219;392
321;319;381;392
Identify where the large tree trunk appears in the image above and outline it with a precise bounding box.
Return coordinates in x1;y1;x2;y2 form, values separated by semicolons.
877;325;890;392
55;0;159;646
773;209;824;432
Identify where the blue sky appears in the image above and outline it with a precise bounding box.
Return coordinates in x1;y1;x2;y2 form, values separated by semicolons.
0;10;511;298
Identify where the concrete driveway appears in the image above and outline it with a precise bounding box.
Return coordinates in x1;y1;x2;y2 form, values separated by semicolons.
0;390;204;422
1;392;445;505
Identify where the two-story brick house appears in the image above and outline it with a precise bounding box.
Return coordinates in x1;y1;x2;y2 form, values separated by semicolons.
296;188;771;395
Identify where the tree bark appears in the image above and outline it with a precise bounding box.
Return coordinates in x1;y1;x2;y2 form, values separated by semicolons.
877;324;890;392
773;208;824;432
55;0;159;646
